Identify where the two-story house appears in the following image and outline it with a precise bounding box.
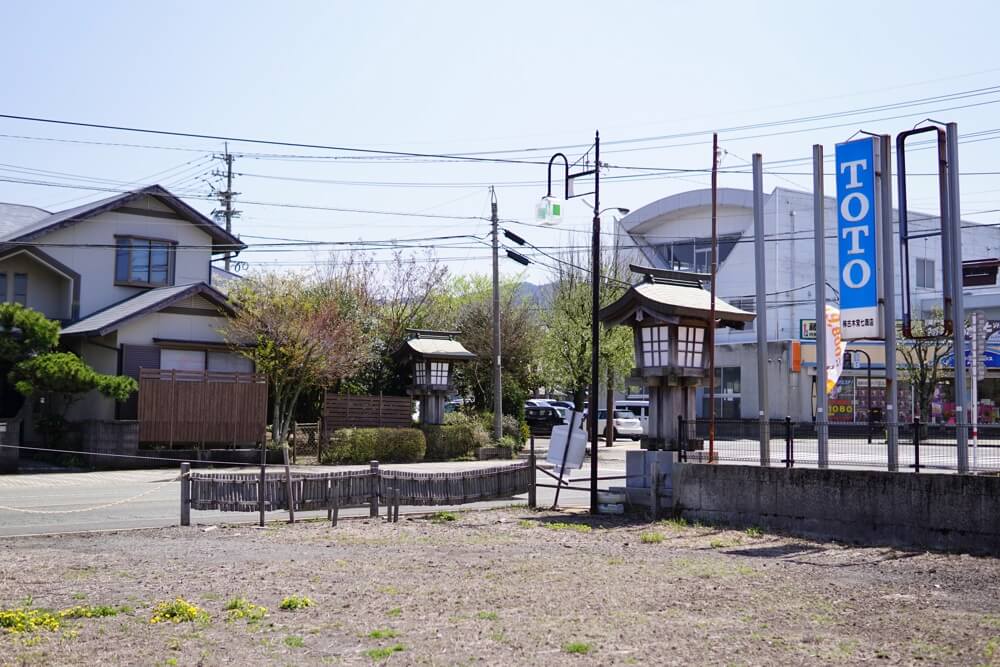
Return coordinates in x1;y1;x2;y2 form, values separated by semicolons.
0;184;247;426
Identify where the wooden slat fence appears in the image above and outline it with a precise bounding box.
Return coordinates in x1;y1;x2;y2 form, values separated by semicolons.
138;369;267;444
322;394;413;438
187;461;531;513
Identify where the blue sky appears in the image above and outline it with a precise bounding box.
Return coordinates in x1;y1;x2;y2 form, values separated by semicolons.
1;1;999;282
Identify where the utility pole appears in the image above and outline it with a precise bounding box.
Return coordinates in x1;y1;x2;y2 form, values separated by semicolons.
589;130;601;515
707;133;719;463
491;187;502;441
213;143;240;272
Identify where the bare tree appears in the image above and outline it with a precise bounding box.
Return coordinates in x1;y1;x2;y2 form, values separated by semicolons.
898;308;953;423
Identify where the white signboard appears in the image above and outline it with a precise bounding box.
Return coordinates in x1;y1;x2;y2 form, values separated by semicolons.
825;304;846;395
546;412;586;473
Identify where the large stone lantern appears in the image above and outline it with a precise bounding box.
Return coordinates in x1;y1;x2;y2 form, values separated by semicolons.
599;265;754;450
394;329;476;425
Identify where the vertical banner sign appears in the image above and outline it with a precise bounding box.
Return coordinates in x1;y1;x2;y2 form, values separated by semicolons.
835;137;882;339
825;304;846;394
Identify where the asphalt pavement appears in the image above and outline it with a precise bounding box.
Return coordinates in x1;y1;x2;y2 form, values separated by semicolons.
0;437;635;537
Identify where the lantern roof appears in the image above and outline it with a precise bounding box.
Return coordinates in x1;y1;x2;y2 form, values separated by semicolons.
393;329;477;361
599;265;755;329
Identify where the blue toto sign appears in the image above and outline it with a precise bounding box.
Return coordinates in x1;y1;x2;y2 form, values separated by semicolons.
835;137;881;340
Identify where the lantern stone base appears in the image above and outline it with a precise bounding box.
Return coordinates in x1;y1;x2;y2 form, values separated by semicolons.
620;450;676;511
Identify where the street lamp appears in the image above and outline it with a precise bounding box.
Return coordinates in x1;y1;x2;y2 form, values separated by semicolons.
543;132;632;514
846;348;873;444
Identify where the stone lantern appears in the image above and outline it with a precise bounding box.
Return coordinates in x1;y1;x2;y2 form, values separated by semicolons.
599;265;754;451
394;329;476;425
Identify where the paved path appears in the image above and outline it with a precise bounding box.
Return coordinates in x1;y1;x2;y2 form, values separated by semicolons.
0;438;634;537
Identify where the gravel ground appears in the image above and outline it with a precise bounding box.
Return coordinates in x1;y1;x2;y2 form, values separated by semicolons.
2;507;1000;666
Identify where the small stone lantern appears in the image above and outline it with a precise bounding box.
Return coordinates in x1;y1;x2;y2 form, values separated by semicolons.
394;329;476;425
599;265;754;450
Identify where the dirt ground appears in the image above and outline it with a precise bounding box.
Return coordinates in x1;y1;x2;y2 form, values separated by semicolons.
2;508;1000;666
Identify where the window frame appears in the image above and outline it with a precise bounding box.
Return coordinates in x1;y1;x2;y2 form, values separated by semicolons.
114;235;177;288
13;273;27;305
915;257;935;289
677;325;705;368
640;325;671;368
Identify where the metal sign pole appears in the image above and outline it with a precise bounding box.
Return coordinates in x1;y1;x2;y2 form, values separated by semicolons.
752;153;770;466
947;123;969;473
971;311;979;470
879;135;899;471
813;144;829;467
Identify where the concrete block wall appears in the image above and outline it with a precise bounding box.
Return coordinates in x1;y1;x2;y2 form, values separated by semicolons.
671;463;1000;553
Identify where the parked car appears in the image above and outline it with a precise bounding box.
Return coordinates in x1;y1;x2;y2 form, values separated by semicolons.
615;400;649;435
583;409;643;441
525;405;565;434
525;399;555;408
548;400;576;411
444;400;463;414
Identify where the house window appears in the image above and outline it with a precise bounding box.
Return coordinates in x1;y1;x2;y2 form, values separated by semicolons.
699;367;742;418
677;326;705;368
207;351;253;373
430;362;449;385
694;247;712;274
13;273;27;305
115;237;174;287
161;349;206;372
916;258;935;289
640;326;670;368
728;298;755;332
0;273;6;302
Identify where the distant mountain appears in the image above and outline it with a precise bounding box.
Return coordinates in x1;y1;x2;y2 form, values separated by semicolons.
514;282;555;309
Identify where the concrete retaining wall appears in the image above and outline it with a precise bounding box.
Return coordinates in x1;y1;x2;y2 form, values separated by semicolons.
671;463;1000;553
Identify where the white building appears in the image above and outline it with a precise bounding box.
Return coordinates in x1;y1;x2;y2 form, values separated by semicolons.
0;185;248;424
616;186;1000;422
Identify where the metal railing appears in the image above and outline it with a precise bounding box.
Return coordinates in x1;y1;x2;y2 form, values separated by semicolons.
679;416;1000;474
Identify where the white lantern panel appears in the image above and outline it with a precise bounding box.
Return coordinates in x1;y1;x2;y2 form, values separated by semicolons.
640;326;670;367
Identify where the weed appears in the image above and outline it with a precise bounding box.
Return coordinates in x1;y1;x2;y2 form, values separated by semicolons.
279;595;315;611
745;526;764;538
224;598;268;623
0;608;61;633
59;605;129;619
379;586;400;595
517;519;536;529
545;522;592;533
149;599;209;625
710;538;739;549
984;637;1000;661
640;531;665;544
284;635;305;648
367;628;400;639
70;593;86;601
476;611;499;621
163;659;179;666
387;607;402;618
490;630;507;643
563;641;593;655
607;557;625;565
365;644;406;661
431;511;458;523
660;517;689;530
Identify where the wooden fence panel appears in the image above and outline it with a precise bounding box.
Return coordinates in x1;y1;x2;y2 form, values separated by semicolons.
322;394;414;433
138;369;267;444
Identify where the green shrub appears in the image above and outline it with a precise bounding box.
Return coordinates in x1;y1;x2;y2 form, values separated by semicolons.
422;418;490;461
477;412;528;446
322;428;425;464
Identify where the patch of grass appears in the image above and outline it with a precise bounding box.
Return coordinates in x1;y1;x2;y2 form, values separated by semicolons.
284;635;305;648
563;641;593;655
476;611;499;621
659;517;689;530
745;526;764;538
149;599;209;625
379;586;400;596
517;519;536;529
984;637;1000;661
607;556;625;565
710;537;740;549
640;531;665;544
387;607;402;618
544;522;592;533
70;593;86;601
431;511;458;523
364;644;405;661
367;628;400;639
279;595;315;611
58;604;130;619
224;597;267;623
0;608;61;633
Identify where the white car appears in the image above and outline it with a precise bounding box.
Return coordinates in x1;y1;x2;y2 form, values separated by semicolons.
583;409;644;441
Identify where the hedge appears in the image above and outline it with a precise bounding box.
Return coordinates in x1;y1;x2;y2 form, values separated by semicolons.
321;428;426;465
422;415;490;461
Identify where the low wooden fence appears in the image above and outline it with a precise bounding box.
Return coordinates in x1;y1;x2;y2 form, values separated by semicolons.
182;460;532;522
322;394;413;442
138;369;267;445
